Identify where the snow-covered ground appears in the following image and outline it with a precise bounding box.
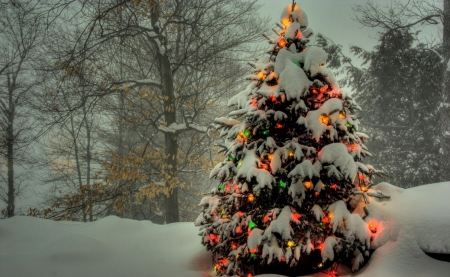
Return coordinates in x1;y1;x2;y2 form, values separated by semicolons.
1;182;450;277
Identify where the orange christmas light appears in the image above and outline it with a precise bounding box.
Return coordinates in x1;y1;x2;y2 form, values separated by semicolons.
312;88;319;94
320;115;330;125
261;164;269;170
268;154;274;161
248;194;255;202
236;226;243;233
231;242;237;249
320;86;327;93
303;181;312;189
339;112;346;119
330;183;338;190
263;215;270;223
278;38;287;48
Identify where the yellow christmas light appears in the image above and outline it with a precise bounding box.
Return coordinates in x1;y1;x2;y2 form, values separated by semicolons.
287;240;295;247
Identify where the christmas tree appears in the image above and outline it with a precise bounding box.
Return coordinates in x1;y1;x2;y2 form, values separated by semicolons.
195;2;383;276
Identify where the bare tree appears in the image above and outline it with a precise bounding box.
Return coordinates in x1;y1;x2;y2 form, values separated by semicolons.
0;0;46;217
45;0;268;223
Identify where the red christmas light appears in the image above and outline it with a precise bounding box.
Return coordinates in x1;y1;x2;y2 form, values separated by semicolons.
269;95;277;102
263;215;270;223
359;174;364;181
312;88;318;94
330;184;338;190
236;226;243;233
293;213;301;220
209;234;219;243
281;257;286;262
231;242;237;249
261;164;269;170
247;274;253;277
276;123;283;129
315;191;319;197
320;87;327;93
221;258;228;265
234;184;239;191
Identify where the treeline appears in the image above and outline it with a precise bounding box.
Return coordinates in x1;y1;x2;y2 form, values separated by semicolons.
0;0;268;222
1;0;449;222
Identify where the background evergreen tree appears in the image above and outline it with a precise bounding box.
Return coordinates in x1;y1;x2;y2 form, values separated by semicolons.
196;2;385;276
319;28;442;188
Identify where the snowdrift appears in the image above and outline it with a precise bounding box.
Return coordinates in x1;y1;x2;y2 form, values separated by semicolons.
1;182;450;277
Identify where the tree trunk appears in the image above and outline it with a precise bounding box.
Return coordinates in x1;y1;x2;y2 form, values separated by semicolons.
6;117;14;218
159;53;179;223
441;0;450;182
6;74;15;218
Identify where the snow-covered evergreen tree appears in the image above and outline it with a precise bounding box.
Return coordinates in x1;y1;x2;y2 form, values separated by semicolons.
195;3;382;276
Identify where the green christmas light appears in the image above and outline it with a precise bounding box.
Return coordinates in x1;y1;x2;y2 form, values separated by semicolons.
243;129;250;138
319;222;323;227
279;181;286;188
219;184;224;190
293;61;300;67
249;221;256;229
250;253;256;258
228;157;234;161
345;123;352;128
262;130;269;135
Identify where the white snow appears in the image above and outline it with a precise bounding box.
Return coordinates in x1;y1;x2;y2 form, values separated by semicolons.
318;143;357;182
279;61;312;101
1;186;450;277
301;46;328;77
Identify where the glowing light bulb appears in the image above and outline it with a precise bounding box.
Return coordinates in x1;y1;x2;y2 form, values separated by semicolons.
339;112;346;119
287;240;295;247
262;130;269;135
320;115;330;125
238;161;242;167
263;215;270;223
293;213;301;220
318;263;323;268
248;194;255;202
315;191;319;197
219;184;224;190
231;242;237;249
289;151;294;157
268;154;273;160
279;181;286;188
243;129;250;138
236;226;243;233
303;181;312;189
278;39;287;48
320;87;327;93
276;123;283;129
361;185;368;192
330;184;338;190
249;221;256;229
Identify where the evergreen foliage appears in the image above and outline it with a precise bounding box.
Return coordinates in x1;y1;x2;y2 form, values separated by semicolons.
196;3;384;276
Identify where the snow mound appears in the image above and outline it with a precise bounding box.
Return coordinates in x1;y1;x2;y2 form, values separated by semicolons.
1;182;450;277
